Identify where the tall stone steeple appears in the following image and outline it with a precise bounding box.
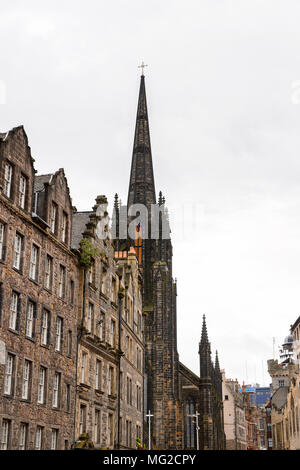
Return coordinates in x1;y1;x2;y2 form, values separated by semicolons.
125;73;179;449
127;75;156;209
199;315;214;450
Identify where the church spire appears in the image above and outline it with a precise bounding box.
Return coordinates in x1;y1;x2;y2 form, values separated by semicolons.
200;314;209;345
215;350;220;373
127;74;156;208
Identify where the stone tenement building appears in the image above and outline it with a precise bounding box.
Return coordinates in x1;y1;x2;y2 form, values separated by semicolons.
0;127;79;450
71;197;144;449
113;73;225;449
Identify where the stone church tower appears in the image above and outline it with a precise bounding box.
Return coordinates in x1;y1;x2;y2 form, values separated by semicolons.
113;72;225;450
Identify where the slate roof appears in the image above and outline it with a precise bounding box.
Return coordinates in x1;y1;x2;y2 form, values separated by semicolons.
71;211;92;250
34;174;53;192
271;386;289;411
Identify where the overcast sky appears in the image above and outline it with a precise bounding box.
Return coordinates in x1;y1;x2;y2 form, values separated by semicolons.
1;0;300;386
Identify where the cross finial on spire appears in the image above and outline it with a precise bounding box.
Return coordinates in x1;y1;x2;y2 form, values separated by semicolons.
138;61;148;76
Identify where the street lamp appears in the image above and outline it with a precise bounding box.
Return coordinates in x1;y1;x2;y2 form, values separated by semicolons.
146;410;154;450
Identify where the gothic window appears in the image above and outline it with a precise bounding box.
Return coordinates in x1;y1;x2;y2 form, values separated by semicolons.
186;400;195;449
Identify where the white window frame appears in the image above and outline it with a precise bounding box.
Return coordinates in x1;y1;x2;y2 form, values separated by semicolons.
37;367;46;404
50;429;58;450
35;426;42;450
52;372;60;408
19;175;26;209
4;354;14;395
26;301;34;338
55;317;63;352
22;360;30;400
29;244;38;280
50;203;57;234
87;303;93;333
95;359;101;390
19;423;27;450
9;292;18;330
4;163;12;198
61;212;67;243
0;420;10;450
13;233;22;270
44;255;52;290
41;310;49;345
58;265;65;298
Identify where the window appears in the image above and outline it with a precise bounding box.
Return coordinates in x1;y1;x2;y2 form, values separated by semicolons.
58;265;66;298
13;233;23;270
35;426;43;450
81;352;87;384
67;330;72;356
55;317;63;352
94;409;101;444
279;380;285;387
37;367;46;404
19;175;27;209
95;359;101;390
88;260;95;285
9;291;19;331
111;319;116;347
0;222;5;260
50;203;57;234
4;163;12;198
137;313;142;334
101;268;107;294
108;367;114;396
69;279;74;304
41;309;50;346
66;384;71;412
126;420;131;448
44;255;53;290
1;420;11;450
79;404;87;434
137;348;141;371
26;301;35;338
19;423;28;450
4;353;15;395
225;395;229;401
21;360;31;400
98;312;105;340
108;414;114;447
87;303;94;333
29;244;39;281
137;385;142;411
53;372;60;408
61;212;68;243
51;429;58;450
111;277;117;303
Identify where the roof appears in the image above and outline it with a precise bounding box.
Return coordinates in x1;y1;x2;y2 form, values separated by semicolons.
271;386;289;411
291;315;300;333
71;211;92;249
34;174;53;192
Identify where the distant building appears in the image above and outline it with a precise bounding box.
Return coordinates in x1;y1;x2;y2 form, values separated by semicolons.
268;324;300;450
222;372;247;450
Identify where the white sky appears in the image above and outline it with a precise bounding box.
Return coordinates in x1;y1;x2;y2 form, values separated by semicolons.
1;0;300;386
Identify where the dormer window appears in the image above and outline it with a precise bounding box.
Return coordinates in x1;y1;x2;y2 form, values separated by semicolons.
19;175;27;209
4;163;12;198
50;202;58;234
61;212;68;243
